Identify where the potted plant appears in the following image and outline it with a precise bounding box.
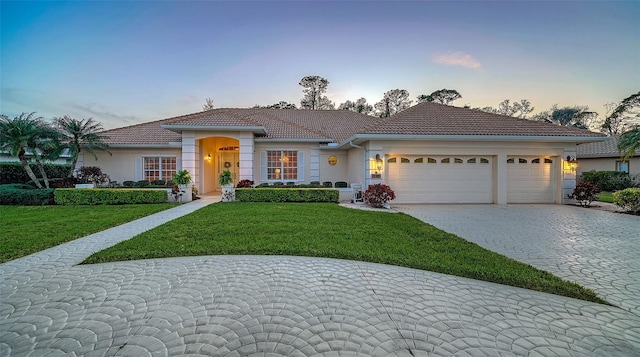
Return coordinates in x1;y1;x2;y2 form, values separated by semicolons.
172;170;192;203
218;169;235;202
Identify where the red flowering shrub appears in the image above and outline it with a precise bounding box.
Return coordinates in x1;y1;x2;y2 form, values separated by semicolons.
568;181;601;207
363;184;396;208
236;179;254;188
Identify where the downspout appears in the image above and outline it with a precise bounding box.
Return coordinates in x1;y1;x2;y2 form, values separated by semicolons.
349;140;367;187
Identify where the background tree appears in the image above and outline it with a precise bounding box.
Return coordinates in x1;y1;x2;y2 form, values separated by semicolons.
54;115;112;177
338;98;373;115
601;92;640;136
478;99;534;118
417;89;462;105
253;101;297;109
617;126;640;161
0;112;60;188
202;97;215;111
532;105;597;129
299;76;334;110
375;89;412;118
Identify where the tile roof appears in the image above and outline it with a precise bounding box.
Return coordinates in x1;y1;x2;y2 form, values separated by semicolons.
361;101;606;137
577;137;631;158
101;103;605;146
101;117;182;145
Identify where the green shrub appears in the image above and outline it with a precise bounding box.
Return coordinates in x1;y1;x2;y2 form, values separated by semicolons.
135;180;150;188
335;181;348;188
580;170;634;191
613;188;640;213
323;181;333;188
123;181;135;187
0;184;55;205
151;180;166;186
55;189;168;205
0;162;71;185
256;183;270;188
235;188;339;202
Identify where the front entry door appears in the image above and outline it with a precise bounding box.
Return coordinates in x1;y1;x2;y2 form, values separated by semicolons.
217;152;239;190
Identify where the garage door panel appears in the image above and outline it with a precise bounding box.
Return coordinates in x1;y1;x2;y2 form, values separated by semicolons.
387;156;493;204
507;157;555;203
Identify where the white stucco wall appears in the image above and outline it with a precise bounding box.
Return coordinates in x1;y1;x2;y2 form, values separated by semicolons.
84;148;182;184
577;157;640;178
365;139;578;204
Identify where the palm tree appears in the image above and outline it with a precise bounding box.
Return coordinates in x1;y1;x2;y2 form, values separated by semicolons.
53;115;111;177
618;126;640;161
0;112;60;188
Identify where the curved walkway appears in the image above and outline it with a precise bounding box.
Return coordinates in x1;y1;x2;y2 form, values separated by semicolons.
1;200;639;356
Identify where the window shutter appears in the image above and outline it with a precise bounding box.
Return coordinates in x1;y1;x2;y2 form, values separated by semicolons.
135;157;143;181
297;151;305;181
260;151;267;181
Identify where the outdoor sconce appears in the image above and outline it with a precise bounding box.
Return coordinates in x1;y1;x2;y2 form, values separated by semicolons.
375;154;383;172
564;155;578;171
371;154;383;179
207;154;212;161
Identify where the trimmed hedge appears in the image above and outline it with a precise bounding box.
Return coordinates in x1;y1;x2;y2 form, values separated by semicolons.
0;162;72;185
235;188;339;203
0;184;55;205
580;170;634;191
613;188;640;213
55;189;168;205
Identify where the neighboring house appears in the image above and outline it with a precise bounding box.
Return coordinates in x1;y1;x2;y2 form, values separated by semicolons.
577;137;639;178
84;101;606;204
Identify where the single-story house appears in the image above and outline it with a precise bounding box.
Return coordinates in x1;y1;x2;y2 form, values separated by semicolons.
577;137;639;178
82;101;606;204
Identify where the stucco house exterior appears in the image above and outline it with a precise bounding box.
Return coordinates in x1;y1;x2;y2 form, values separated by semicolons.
84;102;606;204
577;137;639;178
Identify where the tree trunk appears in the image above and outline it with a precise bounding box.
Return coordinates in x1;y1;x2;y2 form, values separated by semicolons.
18;150;43;188
33;155;50;189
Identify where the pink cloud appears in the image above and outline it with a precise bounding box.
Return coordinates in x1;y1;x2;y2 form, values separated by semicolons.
433;51;481;69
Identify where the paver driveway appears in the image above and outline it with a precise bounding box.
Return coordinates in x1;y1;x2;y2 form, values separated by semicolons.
396;204;640;315
1;201;639;356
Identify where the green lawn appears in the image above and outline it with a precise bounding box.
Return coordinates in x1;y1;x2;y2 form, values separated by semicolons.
0;204;177;263
598;191;614;203
84;202;607;304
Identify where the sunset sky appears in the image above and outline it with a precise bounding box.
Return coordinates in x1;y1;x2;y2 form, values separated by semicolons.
1;0;638;129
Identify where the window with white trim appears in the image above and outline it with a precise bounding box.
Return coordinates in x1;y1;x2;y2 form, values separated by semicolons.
616;161;629;173
143;157;176;181
267;150;298;180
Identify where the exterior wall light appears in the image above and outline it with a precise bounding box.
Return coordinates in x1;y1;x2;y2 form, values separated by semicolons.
564;155;578;171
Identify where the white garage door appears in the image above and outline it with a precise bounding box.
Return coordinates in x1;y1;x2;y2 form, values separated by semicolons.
507;157;555;203
386;156;493;204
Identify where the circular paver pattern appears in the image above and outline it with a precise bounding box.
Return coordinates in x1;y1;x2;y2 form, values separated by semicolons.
1;201;639;356
395;204;640;315
2;255;639;356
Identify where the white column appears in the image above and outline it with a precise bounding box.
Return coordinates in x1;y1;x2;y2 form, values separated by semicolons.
562;151;577;204
495;153;507;204
239;132;254;182
181;131;196;202
310;149;320;182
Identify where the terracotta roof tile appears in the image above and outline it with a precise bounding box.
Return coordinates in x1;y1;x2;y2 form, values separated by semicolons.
101;103;605;146
577;137;630;158
363;101;606;137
